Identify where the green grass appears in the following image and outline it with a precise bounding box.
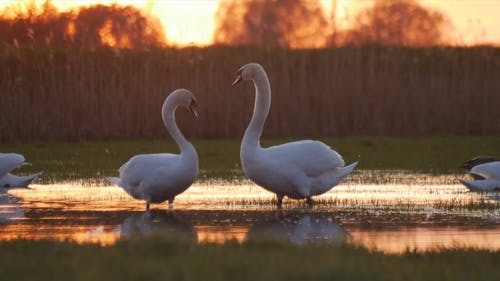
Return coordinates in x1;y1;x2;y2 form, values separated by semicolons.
2;136;500;183
0;238;498;281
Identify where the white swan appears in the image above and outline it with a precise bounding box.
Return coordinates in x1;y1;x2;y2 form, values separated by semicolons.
109;89;199;210
232;63;357;207
458;161;500;191
0;153;43;188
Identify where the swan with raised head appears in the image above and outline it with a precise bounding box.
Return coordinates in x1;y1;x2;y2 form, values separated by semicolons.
109;89;199;210
458;161;500;191
232;63;357;208
0;153;42;188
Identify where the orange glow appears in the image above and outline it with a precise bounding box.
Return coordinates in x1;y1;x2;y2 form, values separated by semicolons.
99;19;117;47
2;181;499;252
0;224;121;246
1;0;499;46
195;226;248;244
66;21;75;37
335;0;500;46
349;227;500;254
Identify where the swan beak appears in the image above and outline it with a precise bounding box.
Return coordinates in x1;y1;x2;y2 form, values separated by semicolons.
232;74;242;86
189;100;198;118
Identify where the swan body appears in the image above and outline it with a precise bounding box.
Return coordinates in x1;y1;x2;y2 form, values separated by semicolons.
459;161;500;192
109;89;199;210
233;63;357;207
462;156;499;171
461;156;499;179
0;153;42;188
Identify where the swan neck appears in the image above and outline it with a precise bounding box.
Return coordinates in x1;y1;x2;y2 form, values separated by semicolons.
162;104;192;154
244;71;271;149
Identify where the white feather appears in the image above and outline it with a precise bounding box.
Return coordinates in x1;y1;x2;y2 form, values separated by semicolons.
0;153;25;177
459;161;500;192
0;153;42;188
236;63;356;202
109;89;198;209
470;161;500;180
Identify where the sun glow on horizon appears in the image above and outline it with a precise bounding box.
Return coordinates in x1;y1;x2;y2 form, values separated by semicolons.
1;0;499;47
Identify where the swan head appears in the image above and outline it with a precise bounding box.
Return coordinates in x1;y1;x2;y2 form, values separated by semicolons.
232;63;264;86
166;89;198;118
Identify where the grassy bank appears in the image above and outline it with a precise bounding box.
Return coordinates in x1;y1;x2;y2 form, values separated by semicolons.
0;239;498;281
1;45;499;141
1;136;499;182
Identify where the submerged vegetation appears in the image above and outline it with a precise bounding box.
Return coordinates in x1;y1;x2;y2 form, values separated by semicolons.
0;238;498;281
1;136;499;183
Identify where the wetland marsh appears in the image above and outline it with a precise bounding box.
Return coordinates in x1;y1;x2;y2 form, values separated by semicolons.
1;138;499;250
1;137;499;280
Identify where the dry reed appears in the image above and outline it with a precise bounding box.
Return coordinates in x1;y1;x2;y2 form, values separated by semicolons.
1;45;499;141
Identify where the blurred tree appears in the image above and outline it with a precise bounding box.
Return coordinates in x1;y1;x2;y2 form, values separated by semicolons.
330;0;450;46
0;1;166;48
75;4;165;48
214;0;328;48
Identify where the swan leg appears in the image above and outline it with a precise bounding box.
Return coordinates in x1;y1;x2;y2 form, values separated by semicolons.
306;196;313;207
276;194;284;209
146;200;151;211
168;198;174;211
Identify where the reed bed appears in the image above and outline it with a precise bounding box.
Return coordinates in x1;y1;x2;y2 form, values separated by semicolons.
1;45;499;141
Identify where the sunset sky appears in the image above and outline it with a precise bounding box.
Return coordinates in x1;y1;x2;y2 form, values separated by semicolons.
2;0;500;46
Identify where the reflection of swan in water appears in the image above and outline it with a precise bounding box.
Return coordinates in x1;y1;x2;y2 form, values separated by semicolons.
116;211;197;241
0;188;25;223
247;212;348;245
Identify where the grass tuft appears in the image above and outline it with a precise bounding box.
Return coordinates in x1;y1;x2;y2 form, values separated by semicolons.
0;238;498;281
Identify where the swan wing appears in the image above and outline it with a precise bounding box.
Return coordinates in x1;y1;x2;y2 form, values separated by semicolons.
0;153;26;177
469;161;500;180
263;140;345;177
117;153;179;188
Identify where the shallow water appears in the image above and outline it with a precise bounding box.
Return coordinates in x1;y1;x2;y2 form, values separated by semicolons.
1;175;499;254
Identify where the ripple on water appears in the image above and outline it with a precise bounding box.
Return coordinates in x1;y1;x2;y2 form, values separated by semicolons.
1;172;499;253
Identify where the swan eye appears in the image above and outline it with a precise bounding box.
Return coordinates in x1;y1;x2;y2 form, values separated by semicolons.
189;99;198;118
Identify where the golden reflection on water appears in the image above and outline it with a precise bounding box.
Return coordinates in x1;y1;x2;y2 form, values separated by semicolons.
1;175;499;253
195;226;248;244
0;224;120;246
349;227;500;254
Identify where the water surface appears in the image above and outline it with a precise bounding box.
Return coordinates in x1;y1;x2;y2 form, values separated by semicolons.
1;175;499;254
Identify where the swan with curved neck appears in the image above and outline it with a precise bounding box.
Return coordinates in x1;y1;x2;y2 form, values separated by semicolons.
109;89;199;210
233;63;357;208
0;153;43;188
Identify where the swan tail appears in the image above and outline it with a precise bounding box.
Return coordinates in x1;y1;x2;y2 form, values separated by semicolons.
336;161;358;181
457;178;500;192
0;171;43;188
20;171;43;186
311;162;358;195
108;177;123;187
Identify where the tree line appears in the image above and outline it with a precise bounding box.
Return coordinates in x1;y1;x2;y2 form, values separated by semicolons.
1;0;451;49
